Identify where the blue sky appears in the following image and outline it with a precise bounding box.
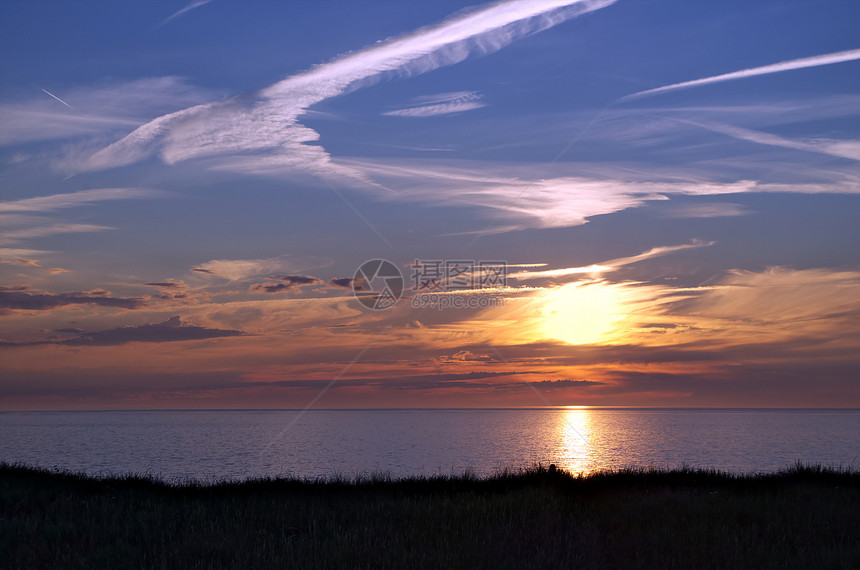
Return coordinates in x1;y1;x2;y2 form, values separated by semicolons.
1;0;858;409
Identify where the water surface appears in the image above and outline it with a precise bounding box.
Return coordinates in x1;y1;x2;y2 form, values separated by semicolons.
1;408;857;481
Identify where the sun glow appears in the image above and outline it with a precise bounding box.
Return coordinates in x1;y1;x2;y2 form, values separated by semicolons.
541;281;622;345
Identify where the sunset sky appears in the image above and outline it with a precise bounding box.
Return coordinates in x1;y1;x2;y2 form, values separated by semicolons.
1;0;858;409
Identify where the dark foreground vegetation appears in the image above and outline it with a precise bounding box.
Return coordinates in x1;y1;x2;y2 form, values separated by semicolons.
1;462;858;569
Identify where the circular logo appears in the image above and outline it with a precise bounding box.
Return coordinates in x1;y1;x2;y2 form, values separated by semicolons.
352;259;403;310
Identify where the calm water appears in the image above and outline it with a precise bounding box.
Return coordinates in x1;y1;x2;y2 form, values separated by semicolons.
1;409;857;481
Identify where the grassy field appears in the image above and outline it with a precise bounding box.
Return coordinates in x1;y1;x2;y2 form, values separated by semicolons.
1;462;858;569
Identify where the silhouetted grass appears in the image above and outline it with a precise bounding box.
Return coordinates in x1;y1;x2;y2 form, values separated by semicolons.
2;461;858;569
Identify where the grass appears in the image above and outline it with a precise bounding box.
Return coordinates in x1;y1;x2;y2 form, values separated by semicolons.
1;461;858;569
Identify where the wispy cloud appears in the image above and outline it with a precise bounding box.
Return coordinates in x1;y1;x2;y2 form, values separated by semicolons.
0;188;158;213
620;48;860;101
351;159;767;232
0;77;215;146
85;0;616;175
682;119;860;162
191;256;328;282
345;127;860;232
0;188;162;250
598;240;714;268
647;267;860;348
0;222;113;245
0;248;51;262
0;110;138;147
385;91;486;117
509;240;713;280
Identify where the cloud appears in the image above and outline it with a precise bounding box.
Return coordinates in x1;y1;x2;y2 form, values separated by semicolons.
142;280;192;301
434;350;497;363
248;283;293;294
2;369;547;402
683;120;860;162
191;256;326;282
0;77;215;146
385;91;486;117
249;275;324;293
247;370;535;392
579;96;860;156
353;159;770;231
0;370;246;400
596;240;715;269
0;290;146;311
597;362;860;407
272;275;323;286
0;188;159;213
0;315;243;347
521;378;604;389
512;266;860;352
463;262;860;357
0;188;161;253
233;371;607;396
620;48;860;101
0;109;138;147
84;0;616;175
0;248;50;263
660;267;860;338
328;277;354;289
349;156;860;234
509;240;714;280
0;222;113;245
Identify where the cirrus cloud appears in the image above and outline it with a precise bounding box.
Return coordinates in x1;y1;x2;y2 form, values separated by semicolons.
385;91;486;117
82;0;616;176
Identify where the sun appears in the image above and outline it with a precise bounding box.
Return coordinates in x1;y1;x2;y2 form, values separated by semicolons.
541;281;620;345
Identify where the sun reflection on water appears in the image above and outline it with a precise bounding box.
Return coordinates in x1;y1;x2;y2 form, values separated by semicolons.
556;407;596;474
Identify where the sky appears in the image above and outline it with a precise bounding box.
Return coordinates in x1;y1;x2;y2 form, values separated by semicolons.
1;0;858;410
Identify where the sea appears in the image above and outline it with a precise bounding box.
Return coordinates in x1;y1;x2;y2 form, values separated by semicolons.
1;408;857;481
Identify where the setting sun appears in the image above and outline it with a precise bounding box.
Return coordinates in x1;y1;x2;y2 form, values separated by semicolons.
541;282;621;345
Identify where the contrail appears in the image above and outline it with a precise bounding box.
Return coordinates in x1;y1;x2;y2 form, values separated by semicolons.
155;0;212;29
619;48;860;102
41;88;76;110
